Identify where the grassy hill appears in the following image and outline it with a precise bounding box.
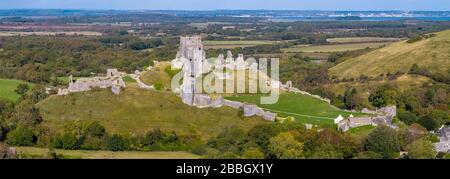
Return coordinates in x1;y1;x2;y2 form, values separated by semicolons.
329;30;450;79
0;78;34;102
225;93;360;127
37;87;266;139
325;75;434;95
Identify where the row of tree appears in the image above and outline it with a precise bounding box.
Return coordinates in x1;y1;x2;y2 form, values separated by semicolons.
204;123;441;159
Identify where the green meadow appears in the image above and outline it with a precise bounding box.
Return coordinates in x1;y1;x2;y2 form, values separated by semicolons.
0;78;34;102
225;93;360;127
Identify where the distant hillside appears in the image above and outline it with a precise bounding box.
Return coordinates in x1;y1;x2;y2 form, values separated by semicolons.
329;30;450;79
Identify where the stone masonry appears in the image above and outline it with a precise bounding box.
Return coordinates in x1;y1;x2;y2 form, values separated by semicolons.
337;106;398;132
57;69;126;95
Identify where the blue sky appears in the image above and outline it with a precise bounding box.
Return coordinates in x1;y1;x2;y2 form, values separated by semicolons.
0;0;449;11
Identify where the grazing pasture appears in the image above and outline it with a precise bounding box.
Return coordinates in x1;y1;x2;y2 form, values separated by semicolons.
281;42;388;53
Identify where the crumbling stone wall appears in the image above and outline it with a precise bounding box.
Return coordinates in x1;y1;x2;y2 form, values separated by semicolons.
338;106;397;132
434;127;450;153
57;69;126;95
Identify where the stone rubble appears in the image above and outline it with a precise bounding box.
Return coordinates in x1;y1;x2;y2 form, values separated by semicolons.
57;68;127;95
434;127;450;153
337;106;398;132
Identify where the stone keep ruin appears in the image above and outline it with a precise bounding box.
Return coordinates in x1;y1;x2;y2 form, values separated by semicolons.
57;69;126;95
171;36;277;121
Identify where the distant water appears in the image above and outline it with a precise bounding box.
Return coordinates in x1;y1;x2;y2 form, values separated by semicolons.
270;17;450;22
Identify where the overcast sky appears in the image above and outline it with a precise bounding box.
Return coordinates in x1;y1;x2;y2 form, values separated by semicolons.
0;0;449;11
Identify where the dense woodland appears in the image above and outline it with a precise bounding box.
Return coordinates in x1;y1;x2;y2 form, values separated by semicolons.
1;12;449;158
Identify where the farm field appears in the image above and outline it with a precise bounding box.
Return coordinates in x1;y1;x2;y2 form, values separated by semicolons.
225;93;360;127
326;37;401;43
0;31;102;36
37;87;266;140
15;147;200;159
0;78;34;101
281;42;388;53
203;40;280;49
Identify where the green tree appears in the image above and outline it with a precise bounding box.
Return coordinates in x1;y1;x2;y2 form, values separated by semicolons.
343;88;364;110
22;85;48;103
269;132;304;159
15;84;29;95
5;125;36;146
406;139;436;159
9;100;42;126
309;144;344;159
247;123;284;153
369;86;397;108
364;126;401;159
208;126;246;152
242;147;265;159
353;151;383;159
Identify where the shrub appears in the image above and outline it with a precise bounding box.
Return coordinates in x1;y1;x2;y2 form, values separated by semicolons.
418;115;441;131
86;122;106;137
398;111;419;125
5;126;36;146
15;83;29;95
60;133;79;150
153;82;163;90
80;136;104;150
106;134;127;151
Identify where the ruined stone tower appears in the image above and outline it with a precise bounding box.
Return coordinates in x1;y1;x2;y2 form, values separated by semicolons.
171;36;211;105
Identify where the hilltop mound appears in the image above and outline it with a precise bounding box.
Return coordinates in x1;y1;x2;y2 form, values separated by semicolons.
37;87;266;139
329;30;450;79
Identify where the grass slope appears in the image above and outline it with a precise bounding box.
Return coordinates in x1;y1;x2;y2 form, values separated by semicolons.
225;93;359;127
0;78;34;102
140;62;174;90
37;87;266;139
329;30;450;79
16;147;200;159
325;75;433;95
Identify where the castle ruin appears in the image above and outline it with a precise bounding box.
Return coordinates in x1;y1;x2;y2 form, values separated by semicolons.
57;69;126;95
171;36;277;121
